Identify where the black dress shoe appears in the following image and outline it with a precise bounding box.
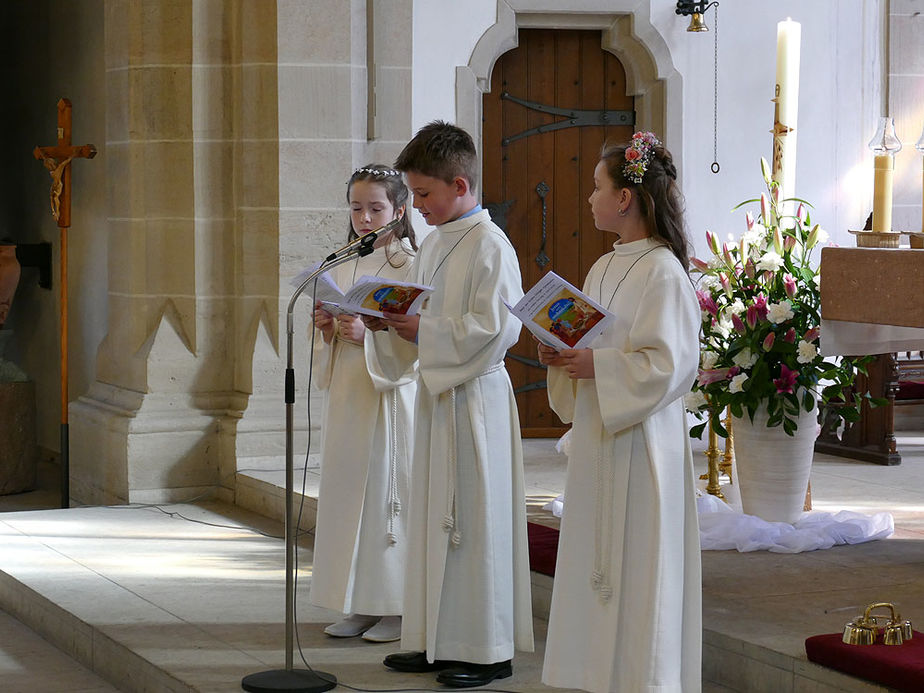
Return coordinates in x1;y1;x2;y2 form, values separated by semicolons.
436;660;512;688
383;650;459;673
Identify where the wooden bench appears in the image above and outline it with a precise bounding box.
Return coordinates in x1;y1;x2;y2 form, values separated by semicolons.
816;351;924;465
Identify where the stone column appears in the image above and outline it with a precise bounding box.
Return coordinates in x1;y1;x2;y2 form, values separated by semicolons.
70;0;272;504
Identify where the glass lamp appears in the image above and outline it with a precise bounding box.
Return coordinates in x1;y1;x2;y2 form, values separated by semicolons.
867;117;902;233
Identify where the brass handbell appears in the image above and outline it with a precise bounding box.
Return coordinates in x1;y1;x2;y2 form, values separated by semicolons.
843;602;914;646
842;615;877;645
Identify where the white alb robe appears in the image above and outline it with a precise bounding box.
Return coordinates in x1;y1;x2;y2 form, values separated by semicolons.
541;237;702;693
370;210;534;663
309;238;416;615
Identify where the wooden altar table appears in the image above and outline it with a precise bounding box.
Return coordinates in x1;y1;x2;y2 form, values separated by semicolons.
816;247;924;465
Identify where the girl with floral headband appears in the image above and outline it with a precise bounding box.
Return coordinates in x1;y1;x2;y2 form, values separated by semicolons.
539;134;703;692
309;164;418;643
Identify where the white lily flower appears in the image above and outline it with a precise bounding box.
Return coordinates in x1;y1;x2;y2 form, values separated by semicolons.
756;250;784;273
729;373;748;393
733;348;758;369
701;351;719;369
797;340;818;364
767;300;795;323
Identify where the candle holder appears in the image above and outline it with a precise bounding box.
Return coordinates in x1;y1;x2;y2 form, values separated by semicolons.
854;117;903;247
704;411;725;500
720;406;734;479
913;124;924;249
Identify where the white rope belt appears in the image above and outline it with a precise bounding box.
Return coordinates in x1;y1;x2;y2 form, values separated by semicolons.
441;361;505;548
592;434;614;602
386;388;401;545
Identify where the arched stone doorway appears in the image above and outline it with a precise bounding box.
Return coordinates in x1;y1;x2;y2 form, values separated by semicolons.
455;3;682;436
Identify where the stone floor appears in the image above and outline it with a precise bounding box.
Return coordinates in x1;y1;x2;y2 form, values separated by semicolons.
0;427;922;692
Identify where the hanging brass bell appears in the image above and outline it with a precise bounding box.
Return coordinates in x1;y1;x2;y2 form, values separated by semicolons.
687;12;709;32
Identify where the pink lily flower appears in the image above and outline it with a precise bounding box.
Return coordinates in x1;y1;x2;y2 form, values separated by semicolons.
783;235;797;252
696;289;719;316
718;272;732;297
746;304;758;329
706;230;719;254
760;193;769;225
773;364;799;394
744;258;756;279
691;257;711;273
746;211;755;230
804;326;820;343
797;203;807;223
732;313;746;333
783;273;797;298
698;367;734;386
807;224;821;249
754;293;770;320
783;327;797;343
763;332;776;351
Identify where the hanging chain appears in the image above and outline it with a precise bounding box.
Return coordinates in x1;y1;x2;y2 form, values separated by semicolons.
711;4;720;174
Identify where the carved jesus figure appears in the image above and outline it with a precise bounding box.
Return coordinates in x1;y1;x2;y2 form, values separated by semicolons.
38;154;74;221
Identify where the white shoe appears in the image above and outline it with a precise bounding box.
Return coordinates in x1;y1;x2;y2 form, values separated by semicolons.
361;615;402;642
323;614;379;638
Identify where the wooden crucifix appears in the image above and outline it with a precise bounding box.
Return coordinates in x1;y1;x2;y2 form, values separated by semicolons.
33;98;97;509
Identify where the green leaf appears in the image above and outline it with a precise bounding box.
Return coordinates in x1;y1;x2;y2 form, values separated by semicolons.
690;422;707;439
731;197;761;211
842;408;861;422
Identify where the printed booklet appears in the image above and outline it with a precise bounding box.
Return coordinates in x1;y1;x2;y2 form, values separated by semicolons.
506;271;615;350
292;265;432;318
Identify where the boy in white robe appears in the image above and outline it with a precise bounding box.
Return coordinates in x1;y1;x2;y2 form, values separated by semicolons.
364;121;534;688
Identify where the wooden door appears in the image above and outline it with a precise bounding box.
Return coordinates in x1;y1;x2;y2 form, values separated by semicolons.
483;29;635;437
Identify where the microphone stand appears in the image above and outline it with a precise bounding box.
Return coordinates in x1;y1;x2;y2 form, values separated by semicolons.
242;246;373;692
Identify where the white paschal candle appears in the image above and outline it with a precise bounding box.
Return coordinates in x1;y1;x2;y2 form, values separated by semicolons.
773;18;801;203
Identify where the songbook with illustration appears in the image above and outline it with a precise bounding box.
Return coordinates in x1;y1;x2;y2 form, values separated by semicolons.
507;271;615;350
292;265;433;318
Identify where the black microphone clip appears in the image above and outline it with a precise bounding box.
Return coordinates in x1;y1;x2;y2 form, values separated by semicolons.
325;218;400;263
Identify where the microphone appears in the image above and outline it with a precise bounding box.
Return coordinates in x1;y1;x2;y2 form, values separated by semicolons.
325;218;401;262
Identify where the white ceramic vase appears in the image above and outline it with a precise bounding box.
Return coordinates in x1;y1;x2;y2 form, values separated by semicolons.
732;404;818;524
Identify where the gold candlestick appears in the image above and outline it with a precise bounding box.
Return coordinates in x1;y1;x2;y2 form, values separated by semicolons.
721;406;734;480
705;412;725;500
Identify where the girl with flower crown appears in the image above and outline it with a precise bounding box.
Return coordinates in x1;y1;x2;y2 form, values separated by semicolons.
538;134;702;692
309;164;418;643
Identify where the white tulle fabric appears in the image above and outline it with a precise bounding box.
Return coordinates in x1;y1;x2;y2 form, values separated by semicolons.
544;489;894;554
696;492;893;553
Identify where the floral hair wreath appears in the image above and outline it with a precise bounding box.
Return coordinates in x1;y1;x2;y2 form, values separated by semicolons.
623;131;661;185
352;167;400;179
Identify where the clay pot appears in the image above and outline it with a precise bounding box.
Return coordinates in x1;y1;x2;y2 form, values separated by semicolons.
0;244;20;328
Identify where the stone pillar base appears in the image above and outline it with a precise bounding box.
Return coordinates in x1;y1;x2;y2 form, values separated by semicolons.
70;382;242;506
0;381;37;495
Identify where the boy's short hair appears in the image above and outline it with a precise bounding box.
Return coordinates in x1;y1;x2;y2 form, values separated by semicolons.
395;120;479;190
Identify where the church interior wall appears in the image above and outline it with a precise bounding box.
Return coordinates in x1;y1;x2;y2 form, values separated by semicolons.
412;0;921;262
890;1;924;232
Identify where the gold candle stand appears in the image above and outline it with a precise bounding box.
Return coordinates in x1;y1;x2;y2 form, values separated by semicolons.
721;406;734;479
704;411;725;500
